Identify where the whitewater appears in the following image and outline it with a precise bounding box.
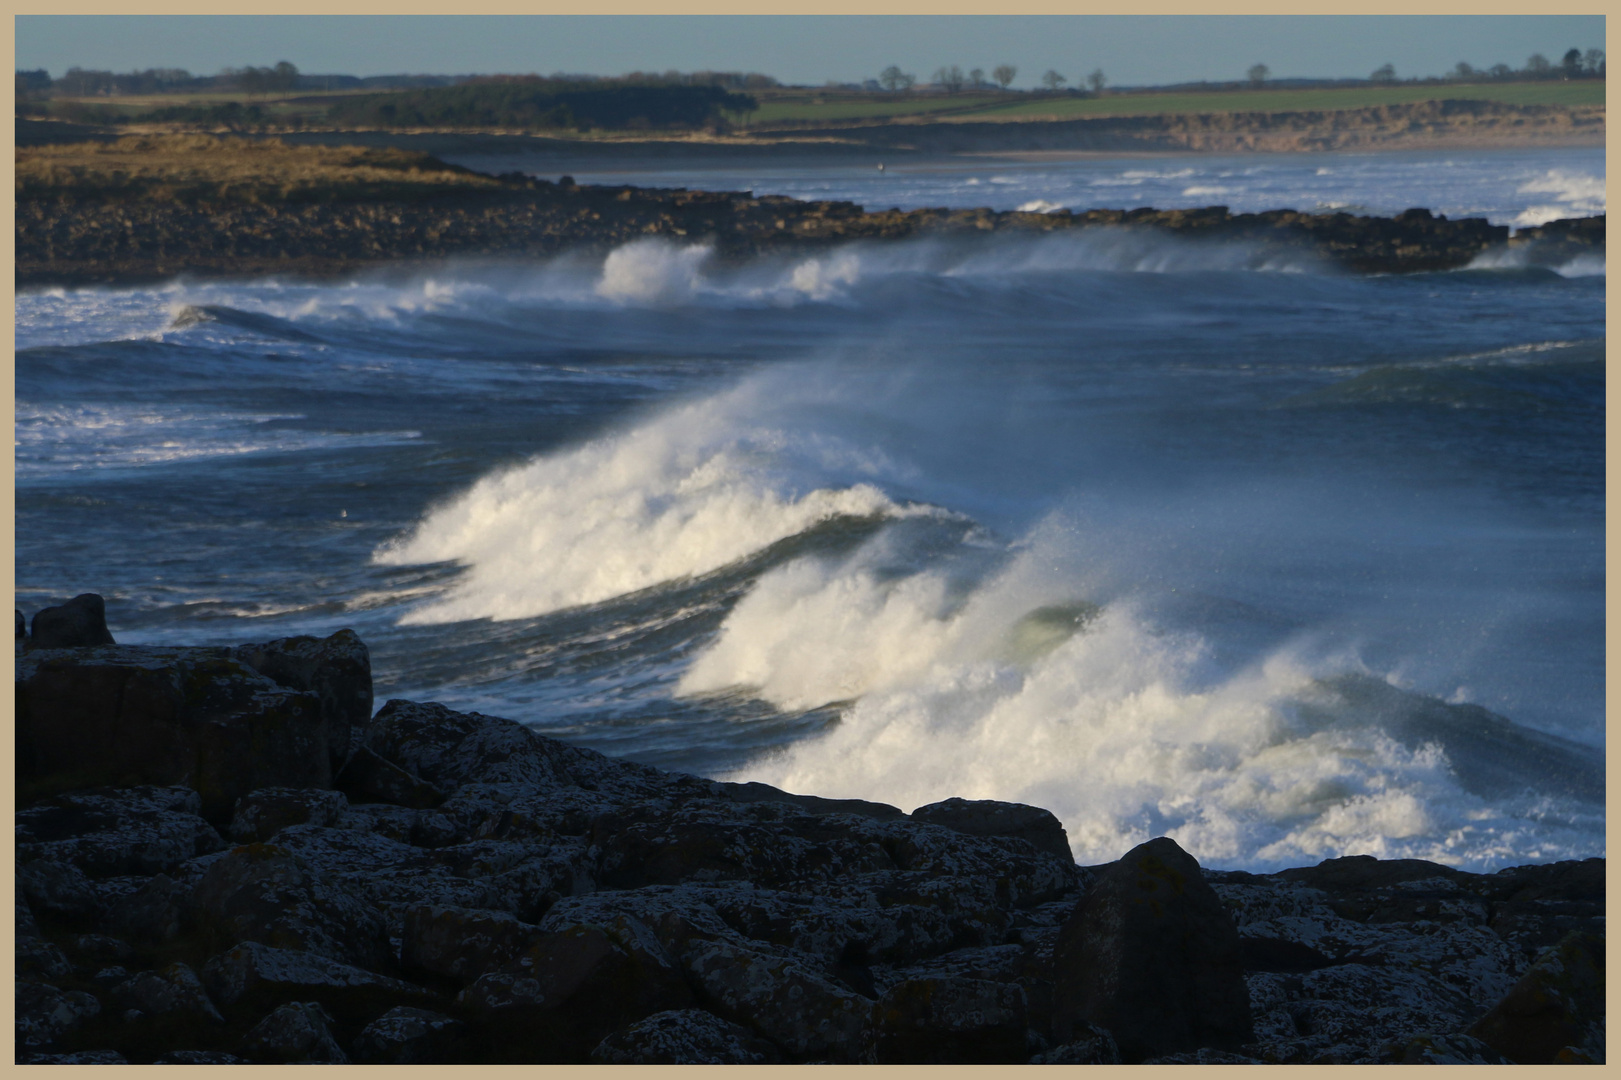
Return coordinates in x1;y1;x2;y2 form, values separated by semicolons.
15;148;1604;872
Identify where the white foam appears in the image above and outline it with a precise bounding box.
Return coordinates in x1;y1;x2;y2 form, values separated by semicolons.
699;527;1600;871
375;373;940;624
596;239;714;304
1016;199;1068;214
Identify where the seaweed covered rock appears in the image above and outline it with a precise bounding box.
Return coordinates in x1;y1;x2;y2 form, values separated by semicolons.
1466;931;1605;1064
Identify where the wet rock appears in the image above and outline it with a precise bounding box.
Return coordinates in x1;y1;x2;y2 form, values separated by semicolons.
1028;1020;1121;1063
190;843;393;970
228;787;348;844
591;1008;780;1064
1466;930;1605;1064
17;608;27;639
1051;836;1252;1062
865;975;1029;1063
680;934;870;1061
74;934;135;964
15;979;101;1049
1145;1047;1266;1064
16;786;226;879
401;904;544;984
352;1006;466;1064
233;629;372;774
240;1001;348;1064
17;896;40;939
201;940;435;1021
17;858;102;921
722;780;906;820
336;746;446;809
16;649;331;821
911;798;1073;862
362;698;572;793
22;1050;129;1064
29;592;115;648
110;962;223;1024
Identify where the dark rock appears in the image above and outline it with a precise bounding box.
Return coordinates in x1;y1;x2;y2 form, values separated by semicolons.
1376;1033;1516;1064
1145;1047;1266;1064
457;918;695;1059
16;786;226;879
17;896;39;939
30;593;115;648
865;975;1028;1063
336;745;446;809
17;937;76;982
232;629;372;774
910;797;1073;862
400;904;544;984
1466;930;1605;1064
1274;854;1473;894
1051;836;1252;1063
240;1001;348;1064
1240;935;1339;973
352;1006;466;1064
74;935;135;963
16;648;331;821
22;1050;129;1064
17;858;102;921
591;1008;780;1064
151;1050;250;1063
362;698;573;793
17;608;26;639
107;874;191;944
201;941;435;1021
109;962;223;1024
228;787;348;844
15;979;101;1049
679;934;870;1061
1028;1020;1120;1063
722;780;906;820
190;843;393;970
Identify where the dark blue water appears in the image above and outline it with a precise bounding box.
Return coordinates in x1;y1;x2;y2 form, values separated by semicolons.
15;159;1604;871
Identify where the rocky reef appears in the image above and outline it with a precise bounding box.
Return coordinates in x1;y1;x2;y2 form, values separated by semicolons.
13;598;1605;1064
14;136;1604;287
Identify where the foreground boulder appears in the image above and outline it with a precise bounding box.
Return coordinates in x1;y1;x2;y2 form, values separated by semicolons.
1466;931;1605;1064
15;629;371;821
1051;836;1253;1062
28;593;115;648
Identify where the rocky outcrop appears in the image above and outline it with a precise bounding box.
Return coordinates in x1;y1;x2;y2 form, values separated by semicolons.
27;594;115;649
15;628;372;820
16;138;1595;285
12;628;1606;1064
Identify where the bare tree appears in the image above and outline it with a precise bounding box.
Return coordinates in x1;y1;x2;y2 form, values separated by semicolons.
1087;68;1107;93
932;65;966;93
992;63;1017;89
1525;53;1552;77
1583;48;1605;75
968;67;986;89
1040;69;1067;91
879;65;914;92
1562;48;1583;77
1370;63;1396;83
1488;63;1513;79
1247;63;1269;86
1450;61;1475;80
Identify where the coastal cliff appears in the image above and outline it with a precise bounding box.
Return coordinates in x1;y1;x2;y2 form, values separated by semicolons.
13;601;1608;1065
15;135;1603;287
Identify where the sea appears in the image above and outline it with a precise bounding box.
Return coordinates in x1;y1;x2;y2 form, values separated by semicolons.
15;145;1605;872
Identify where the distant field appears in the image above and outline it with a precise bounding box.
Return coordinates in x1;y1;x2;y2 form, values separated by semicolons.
947;81;1606;122
744;92;1007;124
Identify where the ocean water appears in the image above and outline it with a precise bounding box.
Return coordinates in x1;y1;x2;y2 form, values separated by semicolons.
15;150;1604;872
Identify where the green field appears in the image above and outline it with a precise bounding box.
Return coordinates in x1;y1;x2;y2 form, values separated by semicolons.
743;91;1007;125
740;81;1603;128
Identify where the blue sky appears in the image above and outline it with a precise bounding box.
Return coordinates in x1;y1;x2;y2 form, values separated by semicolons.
17;15;1605;88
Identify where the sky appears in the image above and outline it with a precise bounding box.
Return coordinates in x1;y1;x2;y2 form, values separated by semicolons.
16;15;1605;89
